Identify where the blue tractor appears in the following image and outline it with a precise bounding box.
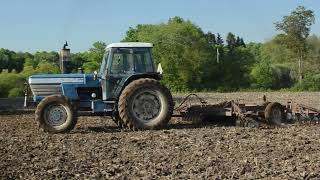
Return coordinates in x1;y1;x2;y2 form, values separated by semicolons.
29;42;174;133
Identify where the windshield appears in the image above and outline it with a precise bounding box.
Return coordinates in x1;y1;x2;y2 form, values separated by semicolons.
99;50;109;74
110;48;154;74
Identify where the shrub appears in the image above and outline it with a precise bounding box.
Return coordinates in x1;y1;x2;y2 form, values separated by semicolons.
0;72;26;97
250;59;274;89
8;87;24;97
293;74;320;91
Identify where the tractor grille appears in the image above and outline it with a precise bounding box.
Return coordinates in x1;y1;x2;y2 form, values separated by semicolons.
30;84;62;96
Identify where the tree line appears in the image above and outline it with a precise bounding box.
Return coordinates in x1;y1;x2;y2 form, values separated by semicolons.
0;6;319;97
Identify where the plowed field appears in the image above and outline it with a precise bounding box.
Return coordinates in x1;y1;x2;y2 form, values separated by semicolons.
1;92;320;179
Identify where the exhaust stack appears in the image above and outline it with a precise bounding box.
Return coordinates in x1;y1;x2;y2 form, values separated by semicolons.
60;41;71;74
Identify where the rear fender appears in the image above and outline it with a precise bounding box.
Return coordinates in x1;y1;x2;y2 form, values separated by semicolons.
115;73;161;99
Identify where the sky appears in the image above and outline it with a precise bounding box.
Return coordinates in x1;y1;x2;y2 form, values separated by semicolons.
0;0;319;53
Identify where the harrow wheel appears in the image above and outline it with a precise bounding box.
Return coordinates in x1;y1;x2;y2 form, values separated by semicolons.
182;106;205;125
118;78;174;131
265;102;285;127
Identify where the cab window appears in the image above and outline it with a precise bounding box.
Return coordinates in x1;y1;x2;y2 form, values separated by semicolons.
110;48;154;74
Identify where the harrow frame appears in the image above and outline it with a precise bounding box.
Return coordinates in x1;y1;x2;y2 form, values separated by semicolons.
173;94;320;127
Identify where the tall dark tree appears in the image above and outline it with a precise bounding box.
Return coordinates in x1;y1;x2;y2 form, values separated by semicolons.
205;32;216;48
216;33;224;45
11;53;26;73
235;37;246;47
240;38;246;47
226;32;237;51
0;49;9;73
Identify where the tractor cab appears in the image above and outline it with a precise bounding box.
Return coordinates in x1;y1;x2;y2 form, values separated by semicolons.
99;43;160;101
101;43;155;75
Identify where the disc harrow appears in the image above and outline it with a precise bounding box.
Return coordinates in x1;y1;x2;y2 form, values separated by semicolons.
174;95;320;128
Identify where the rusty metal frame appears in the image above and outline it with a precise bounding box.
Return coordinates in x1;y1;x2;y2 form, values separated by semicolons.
174;94;320;126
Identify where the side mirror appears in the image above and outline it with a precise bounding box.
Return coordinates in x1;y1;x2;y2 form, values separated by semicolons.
93;71;98;80
157;63;163;75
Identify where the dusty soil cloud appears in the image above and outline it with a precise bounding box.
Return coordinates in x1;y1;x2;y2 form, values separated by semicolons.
1;92;320;179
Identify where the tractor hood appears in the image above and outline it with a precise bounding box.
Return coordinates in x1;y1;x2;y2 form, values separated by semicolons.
29;74;100;101
29;73;100;85
29;74;86;84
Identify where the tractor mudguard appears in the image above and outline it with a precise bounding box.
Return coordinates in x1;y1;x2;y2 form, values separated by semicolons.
115;73;162;99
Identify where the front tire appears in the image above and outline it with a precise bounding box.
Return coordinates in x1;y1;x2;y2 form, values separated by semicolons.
118;78;173;130
35;95;77;133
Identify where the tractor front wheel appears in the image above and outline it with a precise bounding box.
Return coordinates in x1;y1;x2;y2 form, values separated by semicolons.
35;95;77;133
118;78;174;130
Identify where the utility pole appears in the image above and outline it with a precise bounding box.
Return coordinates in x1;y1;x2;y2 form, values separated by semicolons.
216;47;220;64
215;45;221;64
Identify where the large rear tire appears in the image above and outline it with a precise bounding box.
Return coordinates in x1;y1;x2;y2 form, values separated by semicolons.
112;112;124;128
118;78;173;130
35;95;77;133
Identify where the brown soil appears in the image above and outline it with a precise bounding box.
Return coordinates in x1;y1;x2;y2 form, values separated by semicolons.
1;92;320;179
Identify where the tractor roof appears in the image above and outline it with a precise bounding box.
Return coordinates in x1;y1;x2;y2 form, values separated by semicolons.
106;42;153;49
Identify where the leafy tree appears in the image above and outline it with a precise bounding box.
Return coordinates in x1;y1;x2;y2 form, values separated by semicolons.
83;61;100;73
21;65;36;78
33;51;59;66
70;52;87;73
123;17;218;91
305;35;320;74
21;62;60;77
35;62;60;74
293;73;320;91
82;41;106;73
88;41;106;63
123;27;139;42
274;6;315;83
250;59;274;89
24;58;37;69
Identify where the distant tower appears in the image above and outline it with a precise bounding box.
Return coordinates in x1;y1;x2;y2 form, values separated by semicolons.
60;41;71;74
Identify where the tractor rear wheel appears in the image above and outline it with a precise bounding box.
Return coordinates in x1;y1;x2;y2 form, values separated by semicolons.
35;95;77;133
118;78;173;130
112;112;124;128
